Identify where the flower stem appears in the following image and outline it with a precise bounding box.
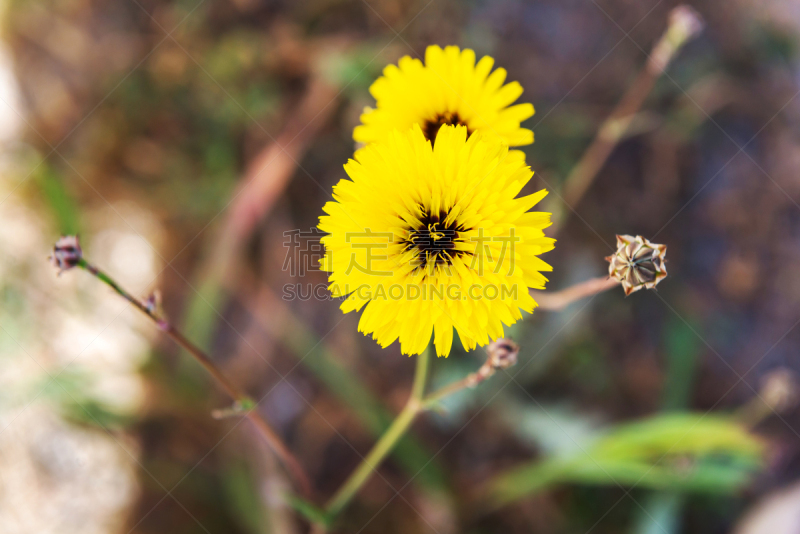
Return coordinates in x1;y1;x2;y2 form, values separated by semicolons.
532;276;620;312
75;258;312;497
422;368;490;410
410;344;430;402
325;347;430;517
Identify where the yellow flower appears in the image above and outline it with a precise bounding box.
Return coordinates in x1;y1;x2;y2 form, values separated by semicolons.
319;125;554;357
354;45;535;148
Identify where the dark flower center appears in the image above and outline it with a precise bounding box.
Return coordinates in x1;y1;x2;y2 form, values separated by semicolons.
402;208;471;270
422;112;472;143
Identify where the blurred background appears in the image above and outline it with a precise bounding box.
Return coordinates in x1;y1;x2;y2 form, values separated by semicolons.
2;0;800;533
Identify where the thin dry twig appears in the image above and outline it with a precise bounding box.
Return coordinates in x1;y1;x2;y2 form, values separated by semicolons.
533;276;620;312
422;339;520;409
49;236;313;497
556;6;704;227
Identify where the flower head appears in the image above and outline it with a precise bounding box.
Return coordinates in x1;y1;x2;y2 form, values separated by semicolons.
319;125;554;357
606;235;667;296
354;45;534;149
50;235;83;274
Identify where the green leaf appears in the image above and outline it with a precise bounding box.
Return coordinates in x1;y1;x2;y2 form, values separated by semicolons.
286;494;331;527
221;462;264;533
661;318;702;411
488;413;765;507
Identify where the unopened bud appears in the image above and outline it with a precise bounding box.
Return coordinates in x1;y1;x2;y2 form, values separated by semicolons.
669;6;705;43
761;369;797;413
144;290;162;315
487;339;519;370
50;235;83;274
606;235;668;296
648;6;704;74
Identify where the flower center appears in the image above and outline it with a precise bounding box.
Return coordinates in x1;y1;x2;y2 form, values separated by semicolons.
403;208;470;270
422;112;472;143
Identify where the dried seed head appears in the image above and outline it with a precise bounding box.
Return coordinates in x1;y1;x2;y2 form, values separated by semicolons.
50;235;83;274
487;339;519;370
605;235;668;296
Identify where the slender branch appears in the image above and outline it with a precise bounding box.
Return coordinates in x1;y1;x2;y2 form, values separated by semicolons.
556;6;704;228
74;258;312;497
423;339;519;410
325;348;430;517
533;276;620;312
422;376;473;409
422;369;490;410
323;339;519;521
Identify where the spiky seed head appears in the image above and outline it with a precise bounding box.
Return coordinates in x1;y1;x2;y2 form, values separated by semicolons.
605;235;668;296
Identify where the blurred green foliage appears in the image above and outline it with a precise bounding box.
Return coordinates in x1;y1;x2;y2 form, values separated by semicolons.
661;318;702;411
287;494;331;527
35;163;81;236
221;460;266;533
489;413;765;507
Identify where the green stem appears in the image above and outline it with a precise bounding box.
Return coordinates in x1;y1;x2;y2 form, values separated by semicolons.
411;345;430;401
325;347;431;517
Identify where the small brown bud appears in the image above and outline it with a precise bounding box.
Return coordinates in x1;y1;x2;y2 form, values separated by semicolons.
606;235;668;296
50;235;83;274
487;339;519;370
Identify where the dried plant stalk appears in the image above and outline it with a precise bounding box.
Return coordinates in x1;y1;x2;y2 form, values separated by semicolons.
51;237;312;496
557;6;704;226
